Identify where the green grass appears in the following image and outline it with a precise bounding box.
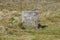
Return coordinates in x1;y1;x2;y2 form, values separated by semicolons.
0;10;60;40
0;0;60;40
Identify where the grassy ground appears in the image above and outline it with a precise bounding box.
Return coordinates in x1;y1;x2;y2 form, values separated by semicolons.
0;29;60;40
0;10;60;40
0;0;60;40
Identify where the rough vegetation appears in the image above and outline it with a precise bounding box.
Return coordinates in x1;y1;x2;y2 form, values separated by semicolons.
0;0;60;40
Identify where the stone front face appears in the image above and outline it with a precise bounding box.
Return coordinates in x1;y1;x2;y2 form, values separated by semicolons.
22;11;39;29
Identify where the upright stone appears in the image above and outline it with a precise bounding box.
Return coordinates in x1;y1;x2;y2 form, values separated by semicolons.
22;11;39;29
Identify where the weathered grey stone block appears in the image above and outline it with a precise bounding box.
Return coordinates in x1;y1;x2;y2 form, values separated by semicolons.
22;11;39;29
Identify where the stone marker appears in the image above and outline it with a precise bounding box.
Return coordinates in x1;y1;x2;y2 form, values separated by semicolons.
22;11;39;29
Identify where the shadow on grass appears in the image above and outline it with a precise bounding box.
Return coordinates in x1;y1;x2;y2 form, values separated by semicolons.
37;24;47;29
